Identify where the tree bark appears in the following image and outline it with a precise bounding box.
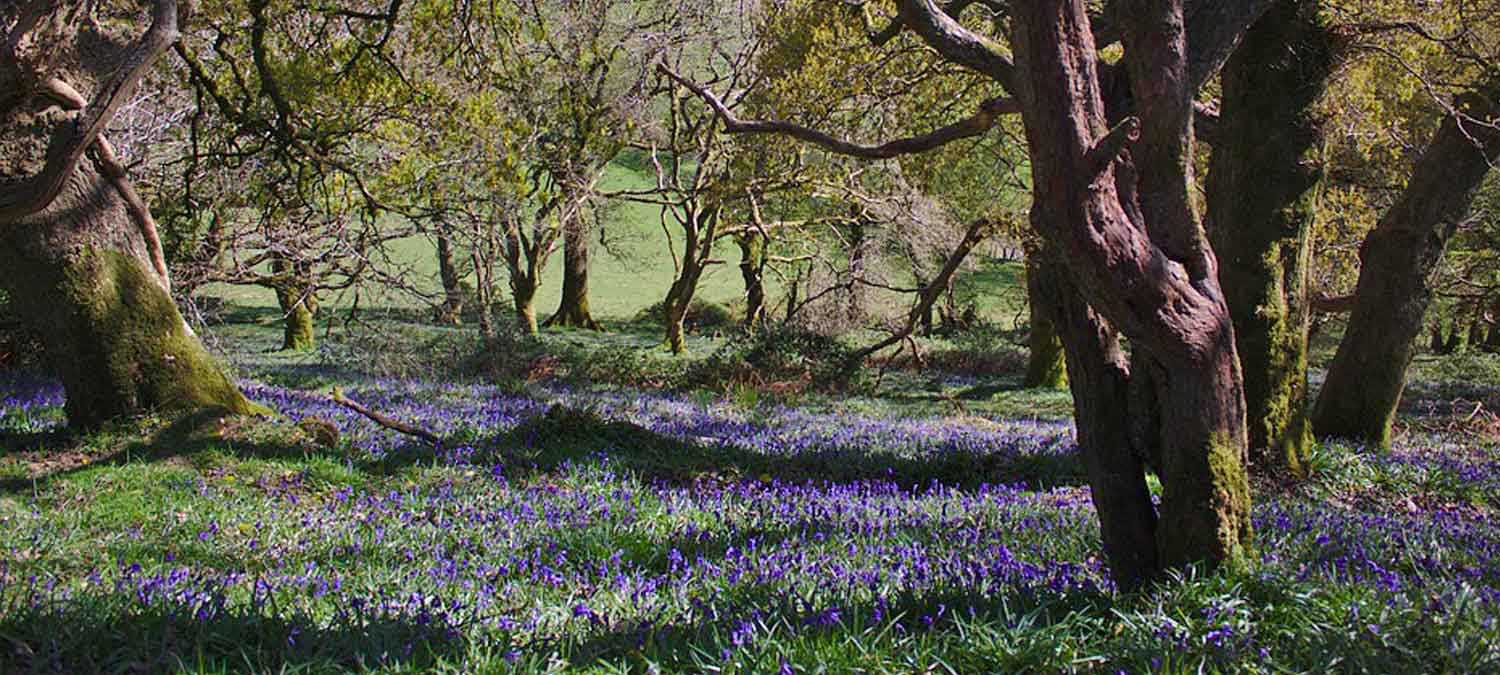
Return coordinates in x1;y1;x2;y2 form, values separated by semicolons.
738;232;767;332
434;229;464;326
1030;245;1159;588
513;277;538;336
0;161;256;428
546;218;602;330
1205;0;1341;474
271;257;315;352
1023;255;1068;389
1011;0;1252;571
1312;83;1500;447
0;0;255;428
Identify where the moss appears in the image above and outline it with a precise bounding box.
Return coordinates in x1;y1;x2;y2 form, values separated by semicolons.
1024;323;1068;389
1156;431;1253;571
277;290;316;352
59;249;258;427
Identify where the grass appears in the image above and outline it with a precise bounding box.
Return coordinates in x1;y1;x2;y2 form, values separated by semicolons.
0;317;1497;672
195;161;1029;332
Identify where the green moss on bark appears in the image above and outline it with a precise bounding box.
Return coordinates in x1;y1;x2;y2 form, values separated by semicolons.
54;249;257;427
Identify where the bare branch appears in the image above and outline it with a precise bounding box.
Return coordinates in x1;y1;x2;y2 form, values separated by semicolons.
658;65;1018;160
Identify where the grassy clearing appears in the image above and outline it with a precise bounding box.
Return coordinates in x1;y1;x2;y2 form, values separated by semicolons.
196;162;1028;332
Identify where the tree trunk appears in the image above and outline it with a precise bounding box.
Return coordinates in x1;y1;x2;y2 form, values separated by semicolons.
1444;320;1463;354
275;285;316;351
664;280;693;355
1430;323;1446;353
1205;0;1340;474
1312;84;1500;447
847;219;870;325
1031;246;1159;588
737;233;767;332
513;278;538;336
1011;0;1253;571
547;219;602;330
434;230;464;326
271;257;315;352
0;161;256;428
1468;320;1486;352
1023;255;1068;389
1487;309;1500;353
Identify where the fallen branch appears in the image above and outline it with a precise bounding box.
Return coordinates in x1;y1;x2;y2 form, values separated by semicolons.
331;387;442;445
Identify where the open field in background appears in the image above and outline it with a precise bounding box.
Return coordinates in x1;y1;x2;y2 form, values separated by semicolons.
197;161;1029;330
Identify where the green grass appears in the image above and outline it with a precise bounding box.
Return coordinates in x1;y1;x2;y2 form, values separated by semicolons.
197;161;1028;330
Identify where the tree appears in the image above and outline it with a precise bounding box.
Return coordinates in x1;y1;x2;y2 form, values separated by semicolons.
166;0;423;352
677;0;1273;584
1;0;255;427
1204;0;1349;473
1312;80;1500;446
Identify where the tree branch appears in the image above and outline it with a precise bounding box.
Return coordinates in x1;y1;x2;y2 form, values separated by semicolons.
658;65;1018;160
331;388;442;445
895;0;1017;90
0;0;182;222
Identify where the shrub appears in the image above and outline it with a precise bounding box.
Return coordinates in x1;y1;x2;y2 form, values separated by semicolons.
687;327;864;393
921;323;1028;377
635;298;738;333
457;327;556;383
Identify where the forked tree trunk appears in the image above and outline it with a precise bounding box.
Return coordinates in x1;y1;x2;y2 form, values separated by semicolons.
547;220;602;330
1023;255;1067;389
1011;0;1253;572
0;162;256;428
738;233;767;332
434;230;464;326
1205;0;1341;474
1313;84;1500;447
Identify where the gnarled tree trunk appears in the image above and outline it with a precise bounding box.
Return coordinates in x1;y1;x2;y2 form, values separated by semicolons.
1313;83;1500;447
1011;0;1253;572
1;0;255;428
1;163;256;428
1205;0;1342;474
1030;244;1159;588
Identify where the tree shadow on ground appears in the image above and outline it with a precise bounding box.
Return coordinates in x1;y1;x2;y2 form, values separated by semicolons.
0;601;469;674
0;409;320;495
358;403;1086;491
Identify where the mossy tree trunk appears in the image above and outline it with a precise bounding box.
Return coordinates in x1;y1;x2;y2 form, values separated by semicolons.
1023;255;1068;389
546;219;602;330
1205;0;1342;475
0;0;256;429
271;257;316;352
434;229;464;326
1312;83;1500;447
0;163;256;428
1012;0;1254;573
737;232;767;332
